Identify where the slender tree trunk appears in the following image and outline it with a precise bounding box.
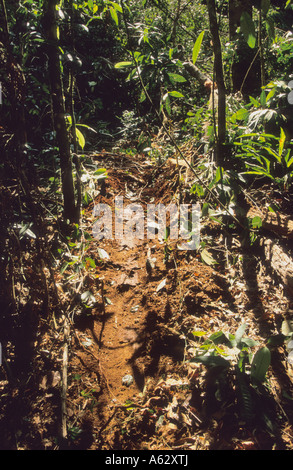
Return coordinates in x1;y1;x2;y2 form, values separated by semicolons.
206;0;226;167
43;0;77;223
69;0;81;223
258;7;265;88
229;0;252;40
0;0;27;160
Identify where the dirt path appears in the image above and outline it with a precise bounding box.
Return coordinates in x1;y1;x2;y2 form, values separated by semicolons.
1;149;293;450
63;152;293;450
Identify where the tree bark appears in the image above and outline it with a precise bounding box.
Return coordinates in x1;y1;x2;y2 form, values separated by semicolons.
229;0;252;40
0;0;27;160
206;0;226;167
183;61;211;87
43;0;77;223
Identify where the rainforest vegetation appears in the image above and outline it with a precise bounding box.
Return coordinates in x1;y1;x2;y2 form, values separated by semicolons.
1;0;293;451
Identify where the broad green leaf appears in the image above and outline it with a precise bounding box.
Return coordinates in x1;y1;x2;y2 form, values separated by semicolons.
235;324;248;347
168;72;187;83
265;17;275;41
109;1;123;13
192;31;205;65
208;331;230;345
250;347;271;383
201;202;209;217
279;127;286;157
266;334;286;348
251;216;262;228
240;12;256;48
94;168;108;180
260;90;266;107
266;88;276;102
215;166;223;184
284;150;293;168
249;96;260;107
110;6;119;25
77;124;97;135
192;331;208;337
164;94;171;115
114;61;133;68
76;127;85;149
190;354;230;368
168;91;184;98
233;108;249;121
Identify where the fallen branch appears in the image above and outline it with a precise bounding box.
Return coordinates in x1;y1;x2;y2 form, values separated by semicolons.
183;60;211;86
247;206;293;239
61;317;70;444
260;237;293;296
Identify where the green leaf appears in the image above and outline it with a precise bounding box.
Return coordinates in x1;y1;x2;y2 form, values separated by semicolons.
250;347;271;383
94;168;108;179
75;127;85;149
77;123;97;133
265;17;275;41
189;354;230;368
232;108;249;121
251;216;262;228
260;90;266;107
208;331;230;345
201;202;209;217
279;127;286;157
109;6;119;25
167;72;187;83
192;330;208;337
249;96;260;107
109;1;123;13
168;91;184;98
164;94;171;115
240;12;256;48
114;61;133;68
192;31;205;65
235;324;248;347
266;334;286;348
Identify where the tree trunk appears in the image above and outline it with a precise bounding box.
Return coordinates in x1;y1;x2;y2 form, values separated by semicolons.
0;0;27;161
229;0;252;40
43;0;77;223
206;0;226;167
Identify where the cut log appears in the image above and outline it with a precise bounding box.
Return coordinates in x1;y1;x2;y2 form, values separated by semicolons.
260;238;293;297
247;206;293;239
184;61;211;86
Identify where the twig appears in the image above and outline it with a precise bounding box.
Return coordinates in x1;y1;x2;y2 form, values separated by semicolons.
61;317;70;442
